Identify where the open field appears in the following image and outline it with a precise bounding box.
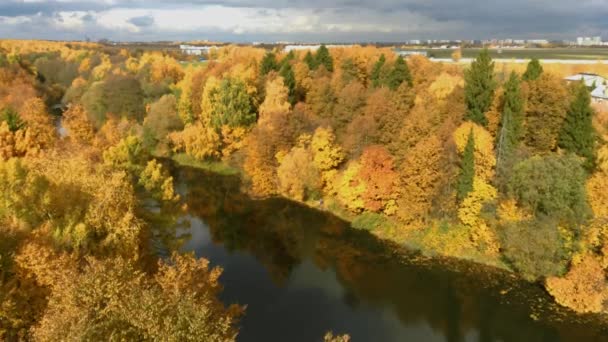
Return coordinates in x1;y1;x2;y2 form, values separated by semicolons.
411;47;608;60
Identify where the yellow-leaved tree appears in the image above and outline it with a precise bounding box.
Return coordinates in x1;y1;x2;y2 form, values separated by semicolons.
311;127;345;195
139;159;180;202
62;104;95;144
336;161;365;213
259;76;291;123
168;123;221;160
453;121;496;181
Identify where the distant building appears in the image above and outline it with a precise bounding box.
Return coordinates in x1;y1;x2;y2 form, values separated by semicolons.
565;73;608;102
576;36;602;46
395;50;428;57
283;44;353;52
526;39;549;45
179;45;216;56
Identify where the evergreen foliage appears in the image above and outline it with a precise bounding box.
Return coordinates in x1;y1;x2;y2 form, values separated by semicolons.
208;78;255;129
457;129;475;201
304;51;316;70
558;82;597;170
464;49;495;126
387;56;412;90
260;51;279;76
370;54;386;88
314;45;334;72
279;62;297;105
508;154;591;224
496;72;524;169
522;58;543;81
0;107;24;132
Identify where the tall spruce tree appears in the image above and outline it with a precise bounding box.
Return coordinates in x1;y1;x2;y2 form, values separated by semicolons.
315;45;334;72
496;72;524;169
558;82;597;170
260;51;279;76
279;62;297;105
371;54;386;88
457;129;476;202
304;51;316;70
387;56;412;90
522;58;543;81
280;50;295;68
464;49;496;126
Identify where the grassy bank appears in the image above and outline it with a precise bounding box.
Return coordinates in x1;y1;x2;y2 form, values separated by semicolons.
171;153;240;176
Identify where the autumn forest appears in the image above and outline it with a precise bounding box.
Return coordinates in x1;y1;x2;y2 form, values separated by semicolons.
1;40;608;340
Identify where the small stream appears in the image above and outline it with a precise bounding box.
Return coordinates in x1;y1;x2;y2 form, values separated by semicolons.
148;163;608;342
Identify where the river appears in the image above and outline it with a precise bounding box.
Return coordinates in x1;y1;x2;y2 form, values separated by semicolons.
147;163;608;342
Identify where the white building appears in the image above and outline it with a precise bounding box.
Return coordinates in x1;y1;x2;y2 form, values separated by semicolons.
576;36;602;46
565;73;608;102
395;50;428;57
179;45;216;56
283;44;353;52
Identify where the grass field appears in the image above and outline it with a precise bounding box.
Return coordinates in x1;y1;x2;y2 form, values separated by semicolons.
409;48;608;60
172;153;239;176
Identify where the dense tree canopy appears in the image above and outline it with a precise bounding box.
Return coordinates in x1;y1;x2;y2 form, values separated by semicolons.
464;49;495;126
2;40;608;329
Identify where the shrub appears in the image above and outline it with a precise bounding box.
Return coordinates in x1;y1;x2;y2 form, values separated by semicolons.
499;218;573;281
507;154;591;224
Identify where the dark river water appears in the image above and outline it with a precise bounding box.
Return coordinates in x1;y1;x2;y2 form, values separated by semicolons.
148;164;608;342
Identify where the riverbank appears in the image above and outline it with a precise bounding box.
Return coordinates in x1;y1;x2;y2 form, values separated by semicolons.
169;156;512;272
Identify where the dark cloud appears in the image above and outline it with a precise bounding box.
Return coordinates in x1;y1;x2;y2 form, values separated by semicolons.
0;0;607;41
128;15;155;27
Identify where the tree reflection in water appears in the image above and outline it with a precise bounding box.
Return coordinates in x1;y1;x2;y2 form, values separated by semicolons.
148;163;608;342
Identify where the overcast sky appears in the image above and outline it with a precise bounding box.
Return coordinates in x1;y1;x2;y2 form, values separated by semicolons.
0;0;607;42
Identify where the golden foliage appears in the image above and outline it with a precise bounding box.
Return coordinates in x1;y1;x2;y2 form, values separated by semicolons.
311;127;344;171
277;145;320;201
32;254;242;342
546;254;608;314
458;177;497;227
453;121;496;180
139;159;179;202
62;104;95;144
587;172;608;219
397;135;445;224
336;161;365;213
259;76;290;122
485;87;504;137
168;123;221;160
324;332;351;342
458;177;500;255
428;73;463;101
497;199;530;222
220;125;247;159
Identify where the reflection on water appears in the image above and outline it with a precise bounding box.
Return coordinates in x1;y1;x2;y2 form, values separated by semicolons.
149;163;608;342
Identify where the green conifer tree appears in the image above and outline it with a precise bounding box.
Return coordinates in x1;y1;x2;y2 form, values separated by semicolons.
457;129;476;202
260;51;278;76
279;62;297;105
304;51;316;70
370;54;386;88
496;72;524;169
464;49;496;126
314;45;334;72
522;58;543;81
280;50;295;68
387;56;412;90
558;82;597;170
